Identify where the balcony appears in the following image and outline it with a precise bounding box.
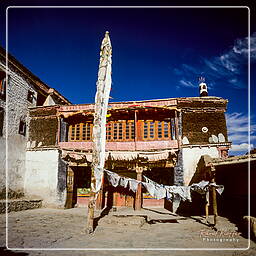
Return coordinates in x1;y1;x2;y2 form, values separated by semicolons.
59;140;178;151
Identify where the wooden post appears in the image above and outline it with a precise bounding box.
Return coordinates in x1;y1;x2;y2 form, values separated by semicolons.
86;31;112;234
205;191;209;222
65;166;74;209
134;110;138;150
211;166;218;226
135;165;143;211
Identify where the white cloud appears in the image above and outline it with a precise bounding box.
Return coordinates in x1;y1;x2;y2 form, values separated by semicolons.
226;112;256;154
228;78;237;84
179;79;197;88
226;112;256;133
218;32;256;74
204;59;218;71
233;32;256;60
228;134;256;143
219;54;238;73
230;143;253;152
175;32;256;90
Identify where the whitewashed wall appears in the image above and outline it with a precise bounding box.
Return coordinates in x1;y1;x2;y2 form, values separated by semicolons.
182;146;219;185
25;149;66;207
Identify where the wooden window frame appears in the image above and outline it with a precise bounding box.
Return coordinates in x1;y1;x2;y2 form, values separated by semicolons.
125;120;135;141
18;120;26;136
82;122;92;141
67;119;176;143
142;120;172;141
68;120;136;142
69;122;93;142
106;121;126;142
0;107;4;137
0;71;6;100
27;90;35;103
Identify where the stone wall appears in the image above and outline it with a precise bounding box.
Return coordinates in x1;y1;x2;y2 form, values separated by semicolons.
24;149;67;207
0;62;7;199
0;58;38;199
0;199;42;214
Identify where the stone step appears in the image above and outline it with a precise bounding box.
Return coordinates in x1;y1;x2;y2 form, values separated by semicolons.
0;198;43;214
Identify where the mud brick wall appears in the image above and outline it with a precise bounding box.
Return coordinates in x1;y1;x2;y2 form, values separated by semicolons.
29;117;58;147
182;111;228;144
28;107;59;147
29;106;58;117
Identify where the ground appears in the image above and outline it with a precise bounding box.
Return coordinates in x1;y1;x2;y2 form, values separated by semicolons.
0;207;255;256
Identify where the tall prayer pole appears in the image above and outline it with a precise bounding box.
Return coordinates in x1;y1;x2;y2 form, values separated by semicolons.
86;31;112;233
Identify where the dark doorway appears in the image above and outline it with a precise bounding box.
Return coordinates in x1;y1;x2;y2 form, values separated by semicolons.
65;166;91;208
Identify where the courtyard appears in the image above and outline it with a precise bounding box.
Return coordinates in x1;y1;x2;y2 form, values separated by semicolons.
0;207;255;256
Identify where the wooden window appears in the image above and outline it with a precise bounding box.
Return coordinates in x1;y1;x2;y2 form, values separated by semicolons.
70;125;75;141
18;120;26;136
143;120;173;140
143;122;148;139
69;122;92;141
113;123;117;140
143;121;155;140
118;122;123;140
106;122;112;140
0;107;4;137
125;121;135;140
106;120;134;141
75;124;80;140
158;121;162;138
163;121;169;138
108;121;124;141
27;90;35;103
82;122;92;141
149;121;154;138
0;71;6;99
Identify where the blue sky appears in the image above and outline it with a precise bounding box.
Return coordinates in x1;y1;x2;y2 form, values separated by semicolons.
1;6;255;155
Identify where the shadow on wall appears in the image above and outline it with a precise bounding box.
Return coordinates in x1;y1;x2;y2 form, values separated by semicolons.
189;155;212;185
176;155;212;216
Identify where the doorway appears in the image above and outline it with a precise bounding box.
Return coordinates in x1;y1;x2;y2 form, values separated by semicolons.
65;166;91;208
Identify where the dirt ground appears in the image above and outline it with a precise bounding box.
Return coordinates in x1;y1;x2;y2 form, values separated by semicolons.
0;207;255;256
